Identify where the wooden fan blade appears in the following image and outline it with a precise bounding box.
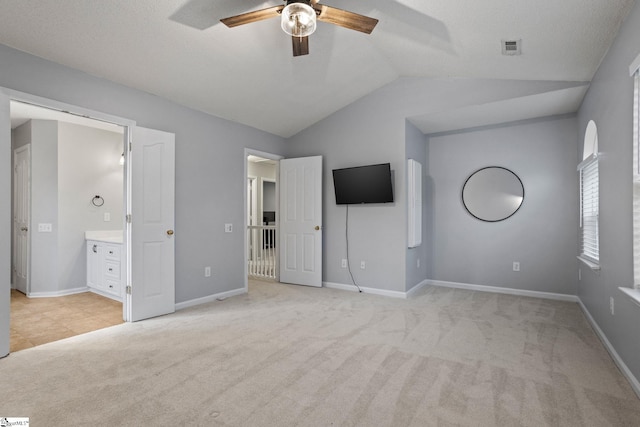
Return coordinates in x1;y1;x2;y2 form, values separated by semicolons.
292;36;309;57
220;5;284;28
315;5;378;34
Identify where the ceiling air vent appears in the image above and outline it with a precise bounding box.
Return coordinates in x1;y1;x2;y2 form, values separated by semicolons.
502;39;521;56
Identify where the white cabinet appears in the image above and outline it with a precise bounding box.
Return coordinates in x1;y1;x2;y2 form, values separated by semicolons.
87;240;122;301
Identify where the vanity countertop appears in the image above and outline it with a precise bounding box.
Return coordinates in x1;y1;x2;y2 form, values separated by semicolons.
85;230;123;244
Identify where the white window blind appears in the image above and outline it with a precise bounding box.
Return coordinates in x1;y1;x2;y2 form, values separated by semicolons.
579;154;599;263
633;70;640;289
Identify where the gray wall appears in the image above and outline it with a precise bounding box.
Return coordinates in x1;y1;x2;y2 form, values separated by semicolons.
286;101;406;292
576;1;640;383
29;120;59;295
428;116;579;295
405;121;429;291
286;76;584;292
0;43;287;310
58;122;123;290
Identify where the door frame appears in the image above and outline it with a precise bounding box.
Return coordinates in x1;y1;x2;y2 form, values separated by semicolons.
244;148;283;292
1;87;136;327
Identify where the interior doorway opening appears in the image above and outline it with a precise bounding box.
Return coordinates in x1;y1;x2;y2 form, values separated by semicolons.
9;100;127;352
246;154;279;281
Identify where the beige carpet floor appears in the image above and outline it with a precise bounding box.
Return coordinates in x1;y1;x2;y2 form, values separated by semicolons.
1;280;639;426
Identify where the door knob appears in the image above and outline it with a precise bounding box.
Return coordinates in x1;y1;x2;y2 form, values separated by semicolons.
314;226;320;231
167;230;174;236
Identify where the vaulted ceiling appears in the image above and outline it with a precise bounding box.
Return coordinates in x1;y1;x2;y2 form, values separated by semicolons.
0;1;634;137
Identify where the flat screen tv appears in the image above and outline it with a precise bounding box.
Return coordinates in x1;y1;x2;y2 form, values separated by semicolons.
332;163;394;205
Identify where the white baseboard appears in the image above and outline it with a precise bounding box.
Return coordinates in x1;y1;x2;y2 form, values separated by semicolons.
323;281;408;299
88;288;122;302
406;279;430;298
28;286;89;298
578;299;640;399
322;279;577;302
175;288;246;311
425;279;580;302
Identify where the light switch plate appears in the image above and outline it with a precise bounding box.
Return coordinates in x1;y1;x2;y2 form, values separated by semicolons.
38;223;52;232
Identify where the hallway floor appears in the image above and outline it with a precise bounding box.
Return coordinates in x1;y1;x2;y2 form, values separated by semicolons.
10;289;123;352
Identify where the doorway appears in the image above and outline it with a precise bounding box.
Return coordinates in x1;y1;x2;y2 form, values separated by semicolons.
1;88;177;358
9;101;127;351
246;153;279;281
243;151;324;291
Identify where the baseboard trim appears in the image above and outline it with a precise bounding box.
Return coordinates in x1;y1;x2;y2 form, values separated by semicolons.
88;288;122;302
425;280;580;302
578;298;640;399
175;288;246;311
406;279;430;298
323;281;408;299
28;286;89;298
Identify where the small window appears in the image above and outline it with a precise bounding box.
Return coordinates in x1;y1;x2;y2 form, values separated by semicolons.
579;121;599;269
632;69;640;288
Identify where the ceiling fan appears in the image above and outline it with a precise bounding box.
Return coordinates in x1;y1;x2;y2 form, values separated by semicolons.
220;0;378;57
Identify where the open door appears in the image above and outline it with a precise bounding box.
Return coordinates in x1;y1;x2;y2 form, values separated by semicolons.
0;92;10;358
13;145;30;294
128;126;175;321
279;156;322;287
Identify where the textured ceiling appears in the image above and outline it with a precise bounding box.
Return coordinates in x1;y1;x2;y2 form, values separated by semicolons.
0;0;634;137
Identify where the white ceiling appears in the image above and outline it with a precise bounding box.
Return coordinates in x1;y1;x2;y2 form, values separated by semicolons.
0;0;634;137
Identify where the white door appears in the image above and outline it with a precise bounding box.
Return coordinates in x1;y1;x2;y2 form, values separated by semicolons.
279;156;322;287
13;145;30;294
1;93;10;358
129;127;175;321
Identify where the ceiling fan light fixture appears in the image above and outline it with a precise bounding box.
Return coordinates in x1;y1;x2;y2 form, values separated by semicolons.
281;1;317;37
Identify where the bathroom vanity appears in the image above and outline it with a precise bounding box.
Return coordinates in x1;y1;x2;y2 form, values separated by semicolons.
86;231;123;301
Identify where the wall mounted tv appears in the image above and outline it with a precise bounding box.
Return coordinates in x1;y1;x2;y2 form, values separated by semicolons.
332;163;394;205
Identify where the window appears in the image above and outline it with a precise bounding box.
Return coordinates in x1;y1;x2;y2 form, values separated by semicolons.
578;121;599;269
579;154;599;265
632;67;640;290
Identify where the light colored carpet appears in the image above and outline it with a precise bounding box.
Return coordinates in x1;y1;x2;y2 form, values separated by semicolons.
1;280;639;426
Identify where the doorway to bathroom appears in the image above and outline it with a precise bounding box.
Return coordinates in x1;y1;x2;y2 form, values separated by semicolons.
10;100;126;351
1;88;176;358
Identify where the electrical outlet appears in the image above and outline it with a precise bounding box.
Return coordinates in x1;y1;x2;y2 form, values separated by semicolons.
360;261;366;270
224;223;233;233
205;266;211;277
513;261;520;272
610;297;615;315
38;223;52;232
341;259;347;268
104;212;111;222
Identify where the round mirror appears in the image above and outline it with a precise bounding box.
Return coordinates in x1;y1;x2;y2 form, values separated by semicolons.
462;167;524;222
